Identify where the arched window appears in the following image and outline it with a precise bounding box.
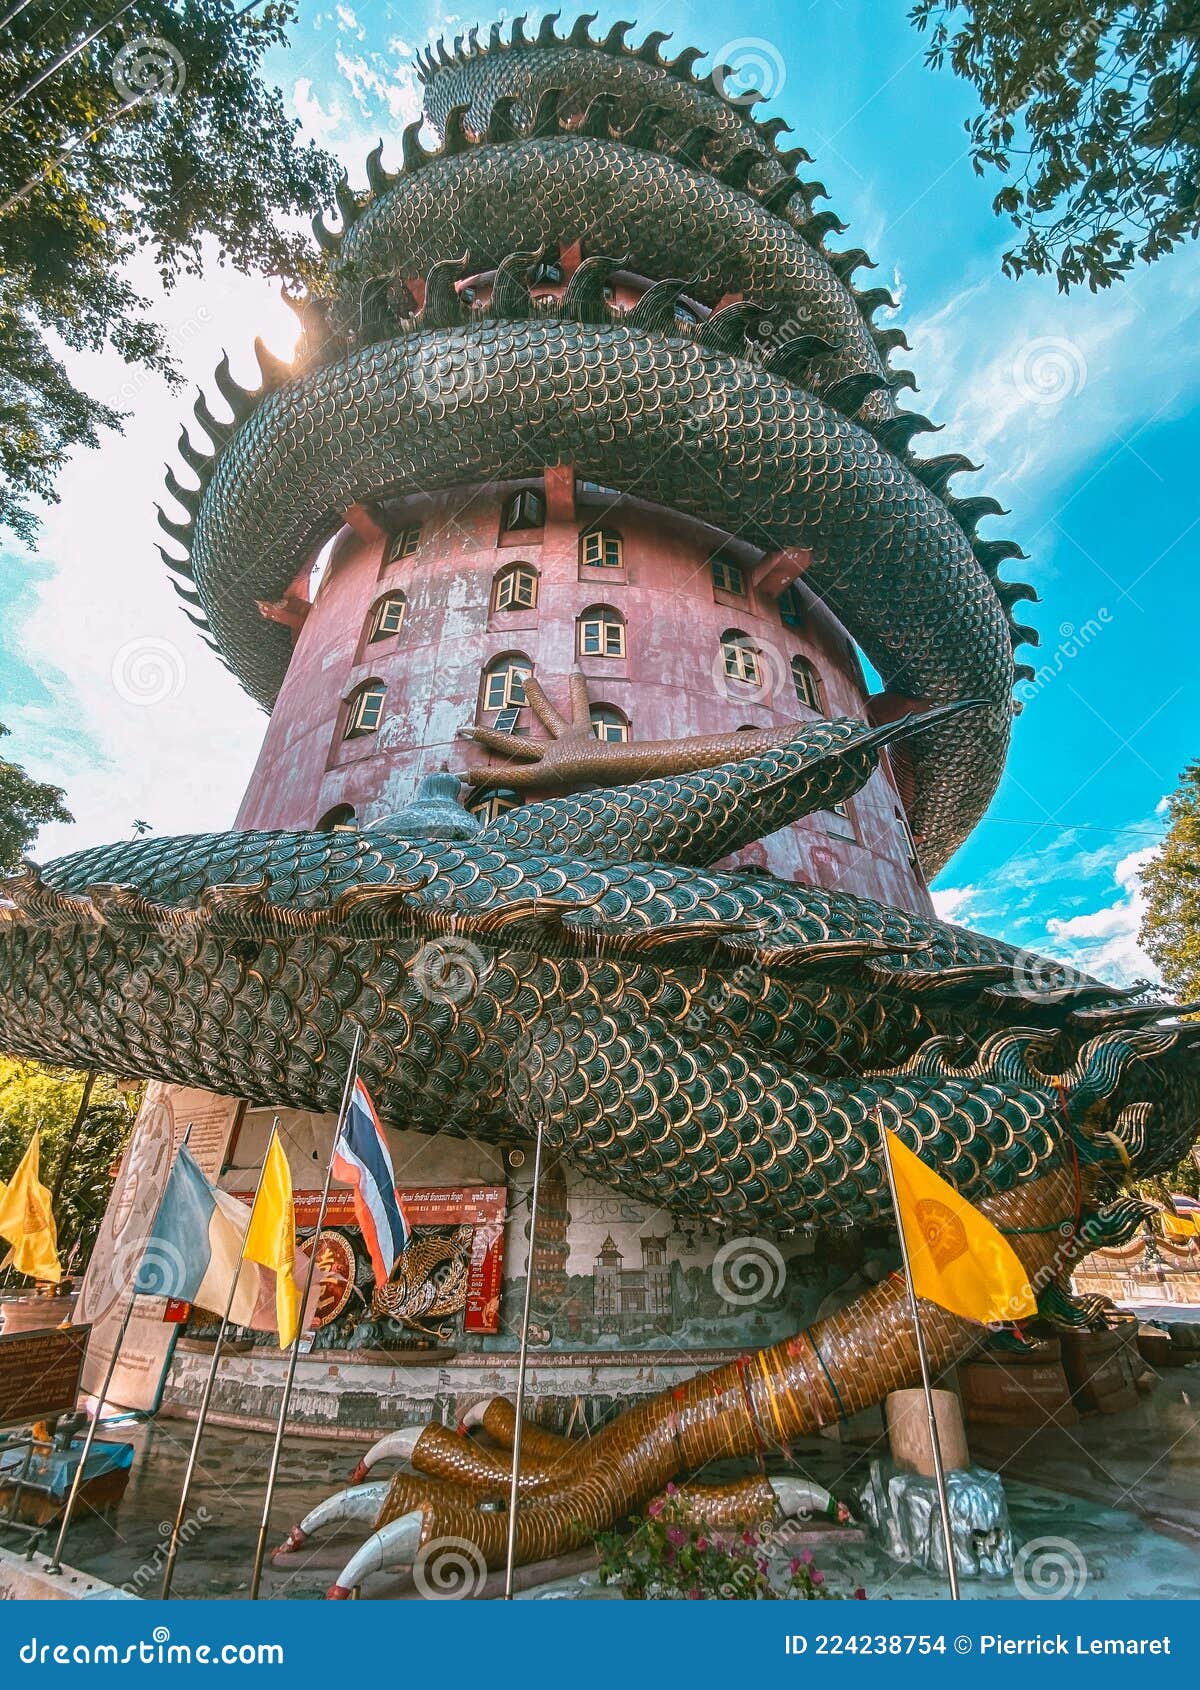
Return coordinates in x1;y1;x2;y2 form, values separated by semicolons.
316;804;356;832
720;630;763;687
578;605;626;658
502;489;545;533
481;655;532;730
492;563;538;612
467;788;520;825
580;528;623;569
590;705;630;743
710;549;746;596
344;680;386;739
385;523;421;564
791;656;822;711
367;591;406;642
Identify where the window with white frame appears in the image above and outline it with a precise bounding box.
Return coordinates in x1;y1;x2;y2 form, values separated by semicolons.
590;705;630;743
493;563;538;612
386;524;421;563
367;592;406;642
581;528;623;569
344;681;386;739
721;630;763;687
791;655;822;710
482;656;532;719
710;550;746;596
578;605;626;658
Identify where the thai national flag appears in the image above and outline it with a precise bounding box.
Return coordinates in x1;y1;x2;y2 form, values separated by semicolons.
331;1079;411;1287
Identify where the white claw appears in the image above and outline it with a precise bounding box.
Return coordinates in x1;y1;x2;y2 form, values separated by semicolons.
769;1476;838;1520
351;1426;424;1481
327;1510;423;1599
275;1481;391;1557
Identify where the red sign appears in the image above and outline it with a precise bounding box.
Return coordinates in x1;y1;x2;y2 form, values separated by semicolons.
231;1185;507;1334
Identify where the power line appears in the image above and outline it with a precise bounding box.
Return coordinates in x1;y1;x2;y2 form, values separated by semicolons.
977;818;1166;836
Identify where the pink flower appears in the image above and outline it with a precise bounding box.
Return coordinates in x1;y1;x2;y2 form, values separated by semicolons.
789;1558;802;1575
696;1538;709;1551
665;1481;678;1496
854;1588;867;1601
801;1549;813;1565
811;1568;824;1585
647;1498;664;1518
666;1527;687;1548
741;1530;758;1546
688;1588;701;1600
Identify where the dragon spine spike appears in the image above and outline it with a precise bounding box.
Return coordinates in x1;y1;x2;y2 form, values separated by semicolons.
441;104;472;153
156;543;193;580
828;247;875;281
334;174;361;228
624;277;691;332
163;465;201;517
365;140;391;194
312;211;342;253
253;338;292;392
212;353;256;421
175;428;209;478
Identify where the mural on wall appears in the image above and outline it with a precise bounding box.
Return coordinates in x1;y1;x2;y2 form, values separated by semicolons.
188;1133;883;1358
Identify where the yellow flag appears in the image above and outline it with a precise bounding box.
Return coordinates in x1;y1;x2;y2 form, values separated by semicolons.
1161;1210;1199;1239
242;1132;301;1349
886;1130;1036;1325
0;1131;61;1284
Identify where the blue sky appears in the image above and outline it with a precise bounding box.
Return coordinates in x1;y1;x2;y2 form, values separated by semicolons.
2;0;1199;986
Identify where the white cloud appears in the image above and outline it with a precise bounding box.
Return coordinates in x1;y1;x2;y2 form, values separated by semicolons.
905;253;1200;517
930;884;981;924
1043;846;1160;986
933;821;1167;989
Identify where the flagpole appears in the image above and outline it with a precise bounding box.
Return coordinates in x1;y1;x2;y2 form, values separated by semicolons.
878;1119;960;1601
160;1119;281;1599
48;1122;194;1575
248;1026;362;1600
503;1119;545;1600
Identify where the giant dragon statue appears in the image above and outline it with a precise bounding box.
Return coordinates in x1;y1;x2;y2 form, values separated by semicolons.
1;14;1196;1594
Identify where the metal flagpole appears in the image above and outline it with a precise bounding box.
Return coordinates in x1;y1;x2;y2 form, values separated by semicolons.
48;1123;194;1574
160;1119;280;1599
248;1027;362;1599
878;1118;960;1600
503;1120;546;1600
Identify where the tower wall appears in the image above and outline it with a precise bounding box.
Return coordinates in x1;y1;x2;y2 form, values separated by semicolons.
235;485;932;913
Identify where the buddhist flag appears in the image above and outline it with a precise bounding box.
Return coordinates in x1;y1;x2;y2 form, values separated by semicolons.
0;1131;61;1283
886;1129;1036;1326
242;1131;302;1349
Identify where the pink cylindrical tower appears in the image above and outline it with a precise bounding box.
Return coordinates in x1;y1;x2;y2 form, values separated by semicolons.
237;471;929;912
